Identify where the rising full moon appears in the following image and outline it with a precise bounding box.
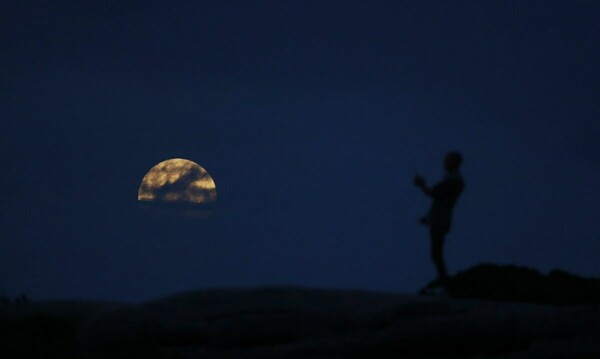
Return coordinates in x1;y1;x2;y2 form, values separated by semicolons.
138;158;217;204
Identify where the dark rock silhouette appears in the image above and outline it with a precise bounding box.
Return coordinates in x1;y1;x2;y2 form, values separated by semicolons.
1;264;599;358
443;263;600;305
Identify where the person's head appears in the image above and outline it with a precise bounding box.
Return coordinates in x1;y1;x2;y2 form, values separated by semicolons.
444;151;462;171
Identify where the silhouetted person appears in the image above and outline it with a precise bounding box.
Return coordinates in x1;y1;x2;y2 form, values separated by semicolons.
414;151;465;290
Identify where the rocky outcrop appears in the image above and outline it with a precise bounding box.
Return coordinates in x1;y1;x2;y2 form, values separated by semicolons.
3;264;600;358
78;287;600;358
447;263;600;305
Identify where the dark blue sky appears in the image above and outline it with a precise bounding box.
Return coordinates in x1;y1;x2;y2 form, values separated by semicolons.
1;1;599;301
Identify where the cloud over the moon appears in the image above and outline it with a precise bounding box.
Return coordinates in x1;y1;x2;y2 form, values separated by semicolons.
138;159;217;204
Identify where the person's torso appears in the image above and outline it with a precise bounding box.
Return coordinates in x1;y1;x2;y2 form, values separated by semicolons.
428;172;465;226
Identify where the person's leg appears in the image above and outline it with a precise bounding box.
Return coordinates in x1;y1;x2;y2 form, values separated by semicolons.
430;226;448;282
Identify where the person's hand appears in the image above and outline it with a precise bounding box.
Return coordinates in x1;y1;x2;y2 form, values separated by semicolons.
413;174;426;187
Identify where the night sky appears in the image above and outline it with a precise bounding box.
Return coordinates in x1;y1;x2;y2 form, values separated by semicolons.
2;1;599;301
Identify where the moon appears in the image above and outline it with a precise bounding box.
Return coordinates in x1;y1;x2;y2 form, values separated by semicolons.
138;158;217;205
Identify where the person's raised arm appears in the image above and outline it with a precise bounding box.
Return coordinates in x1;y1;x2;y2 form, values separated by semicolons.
413;174;433;197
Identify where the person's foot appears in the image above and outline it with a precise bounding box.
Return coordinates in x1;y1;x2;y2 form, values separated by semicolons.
429;276;448;288
418;276;451;295
419;285;448;296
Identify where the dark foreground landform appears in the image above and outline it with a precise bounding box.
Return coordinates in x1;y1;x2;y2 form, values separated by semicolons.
445;263;600;305
1;264;600;358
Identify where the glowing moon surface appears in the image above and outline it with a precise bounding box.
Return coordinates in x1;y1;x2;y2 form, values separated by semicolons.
138;158;217;204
